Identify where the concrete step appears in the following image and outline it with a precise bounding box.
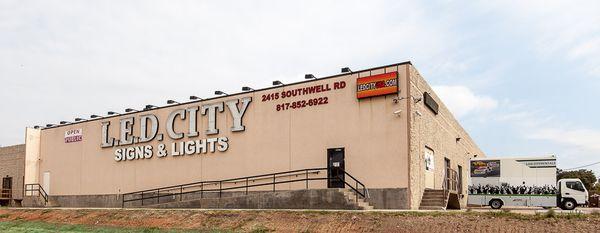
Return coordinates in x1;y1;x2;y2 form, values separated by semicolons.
419;189;448;210
422;197;445;200
422;193;446;196
421;197;446;201
423;190;446;193
339;189;374;210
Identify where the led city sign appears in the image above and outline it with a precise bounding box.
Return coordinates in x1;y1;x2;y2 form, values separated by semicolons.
356;72;398;99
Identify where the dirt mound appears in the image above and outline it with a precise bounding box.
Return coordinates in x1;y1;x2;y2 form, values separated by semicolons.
1;208;599;232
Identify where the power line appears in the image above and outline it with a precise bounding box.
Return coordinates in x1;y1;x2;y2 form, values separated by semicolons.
562;161;600;170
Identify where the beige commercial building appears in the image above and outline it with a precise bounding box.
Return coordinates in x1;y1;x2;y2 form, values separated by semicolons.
23;61;484;209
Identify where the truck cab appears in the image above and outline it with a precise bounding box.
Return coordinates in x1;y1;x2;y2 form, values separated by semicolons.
557;178;588;210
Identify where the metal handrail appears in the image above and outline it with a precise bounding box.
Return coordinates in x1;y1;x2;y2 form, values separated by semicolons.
122;168;369;208
24;184;48;204
0;188;12;199
442;168;459;196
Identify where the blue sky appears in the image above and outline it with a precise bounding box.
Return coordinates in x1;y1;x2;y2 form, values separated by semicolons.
1;1;600;173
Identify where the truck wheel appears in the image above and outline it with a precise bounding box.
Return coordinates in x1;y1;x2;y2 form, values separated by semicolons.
561;199;576;210
489;199;503;209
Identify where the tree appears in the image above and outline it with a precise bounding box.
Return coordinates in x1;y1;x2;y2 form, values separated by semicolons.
557;169;597;191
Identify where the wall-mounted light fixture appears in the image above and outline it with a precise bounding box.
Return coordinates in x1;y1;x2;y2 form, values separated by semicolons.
189;96;202;100
272;80;284;86
90;115;101;118
167;100;179;104
144;105;157;110
242;86;254;91
75;118;85;122
341;67;352;73
214;90;228;96
125;108;137;113
107;111;119;115
304;74;316;80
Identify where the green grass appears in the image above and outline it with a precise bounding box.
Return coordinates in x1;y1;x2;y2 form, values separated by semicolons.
0;220;232;233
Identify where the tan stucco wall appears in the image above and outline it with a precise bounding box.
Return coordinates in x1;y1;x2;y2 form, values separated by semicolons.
24;128;41;186
37;63;412;196
0;144;25;200
408;65;485;209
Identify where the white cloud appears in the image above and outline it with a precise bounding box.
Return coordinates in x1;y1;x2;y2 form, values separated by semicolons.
485;1;600;76
432;85;498;118
494;107;600;171
528;128;600;153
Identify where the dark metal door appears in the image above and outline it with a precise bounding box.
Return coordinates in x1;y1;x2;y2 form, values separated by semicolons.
444;158;450;189
1;177;11;189
1;177;11;199
327;148;345;188
457;165;463;194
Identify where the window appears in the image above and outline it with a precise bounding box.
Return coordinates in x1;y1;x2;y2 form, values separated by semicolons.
566;181;585;192
424;147;434;171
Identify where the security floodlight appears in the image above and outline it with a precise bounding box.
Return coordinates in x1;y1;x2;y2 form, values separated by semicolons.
214;90;227;95
60;121;70;124
144;105;157;110
125;108;137;113
189;96;202;100
272;80;284;86
90;115;101;118
167;100;179;104
46;124;55;127
305;74;316;80
242;86;254;91
75;118;85;121
341;67;352;73
33;125;41;129
107;111;119;115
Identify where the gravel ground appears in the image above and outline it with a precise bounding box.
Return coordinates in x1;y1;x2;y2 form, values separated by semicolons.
1;208;599;232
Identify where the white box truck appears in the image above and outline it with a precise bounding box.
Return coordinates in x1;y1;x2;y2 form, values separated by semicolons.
467;156;588;210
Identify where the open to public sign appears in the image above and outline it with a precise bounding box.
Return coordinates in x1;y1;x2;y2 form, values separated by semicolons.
65;128;83;143
356;72;399;99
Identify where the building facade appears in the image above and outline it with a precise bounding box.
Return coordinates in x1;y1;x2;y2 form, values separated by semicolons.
0;144;25;206
23;62;484;209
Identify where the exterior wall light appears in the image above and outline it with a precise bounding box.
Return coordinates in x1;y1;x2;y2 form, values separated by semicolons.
189;96;202;100
75;118;85;121
166;100;179;104
272;80;284;86
107;111;119;115
214;91;228;96
341;67;352;73
305;74;316;80
144;105;157;110
90;115;101;118
59;121;70;124
242;87;254;91
125;108;137;113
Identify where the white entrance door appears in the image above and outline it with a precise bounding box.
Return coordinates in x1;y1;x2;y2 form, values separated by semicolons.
42;171;50;194
424;148;435;189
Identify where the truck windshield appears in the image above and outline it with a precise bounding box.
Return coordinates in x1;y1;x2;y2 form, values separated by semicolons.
566;181;585;192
